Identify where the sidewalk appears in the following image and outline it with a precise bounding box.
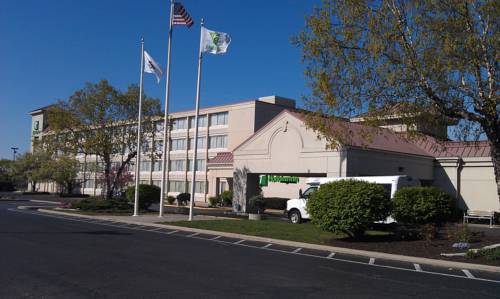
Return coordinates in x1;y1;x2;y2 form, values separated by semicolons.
38;208;500;273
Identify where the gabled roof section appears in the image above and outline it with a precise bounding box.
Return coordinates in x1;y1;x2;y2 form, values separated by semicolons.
233;109;433;157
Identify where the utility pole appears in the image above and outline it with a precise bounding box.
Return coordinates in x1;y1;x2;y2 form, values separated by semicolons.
11;147;19;161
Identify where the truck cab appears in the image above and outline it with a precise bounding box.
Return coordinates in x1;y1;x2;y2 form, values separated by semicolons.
286;175;419;224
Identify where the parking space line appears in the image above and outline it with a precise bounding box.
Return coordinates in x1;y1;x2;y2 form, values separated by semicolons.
9;209;500;285
149;227;163;231
292;248;302;253
462;269;475;279
187;232;200;237
414;264;422;272
262;243;272;249
369;258;375;265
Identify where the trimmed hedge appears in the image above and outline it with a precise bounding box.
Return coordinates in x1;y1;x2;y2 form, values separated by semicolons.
208;196;221;207
125;184;161;210
177;193;190;206
166;196;176;205
392;187;454;225
307;180;391;238
73;198;130;211
247;195;266;214
264;197;289;210
219;190;233;206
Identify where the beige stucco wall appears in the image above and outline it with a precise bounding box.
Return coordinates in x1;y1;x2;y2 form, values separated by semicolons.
434;157;499;212
260;178;309;199
346;148;434;181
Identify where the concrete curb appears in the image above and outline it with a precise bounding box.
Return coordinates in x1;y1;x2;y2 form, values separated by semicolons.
38;208;500;273
30;200;62;204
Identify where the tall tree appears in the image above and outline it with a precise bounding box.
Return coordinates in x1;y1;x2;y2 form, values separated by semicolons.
294;1;499;198
47;155;80;194
11;152;52;192
44;80;161;199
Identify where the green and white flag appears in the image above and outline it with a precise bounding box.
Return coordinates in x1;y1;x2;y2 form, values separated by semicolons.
200;27;231;54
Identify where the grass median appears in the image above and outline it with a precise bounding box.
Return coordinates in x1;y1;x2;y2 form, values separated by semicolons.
160;219;390;245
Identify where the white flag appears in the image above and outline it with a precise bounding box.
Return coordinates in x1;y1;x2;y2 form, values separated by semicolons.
200;27;231;54
144;51;163;83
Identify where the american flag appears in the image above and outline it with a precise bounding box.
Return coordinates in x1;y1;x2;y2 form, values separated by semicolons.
173;2;193;27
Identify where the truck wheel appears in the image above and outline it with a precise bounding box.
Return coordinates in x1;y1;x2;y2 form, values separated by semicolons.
289;210;302;224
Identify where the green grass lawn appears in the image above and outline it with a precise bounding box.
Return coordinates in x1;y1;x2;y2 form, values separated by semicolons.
161;219;390;245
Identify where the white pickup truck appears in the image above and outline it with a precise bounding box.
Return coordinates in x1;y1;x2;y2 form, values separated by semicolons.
286;175;420;224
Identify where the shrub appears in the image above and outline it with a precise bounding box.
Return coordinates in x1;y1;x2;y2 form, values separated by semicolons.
264;197;289;210
466;247;500;261
166;196;176;205
448;224;471;243
177;193;191;206
73;198;130;211
307;180;391;239
247;195;266;214
125;184;161;210
208;196;221;207
392;187;454;225
219;190;233;206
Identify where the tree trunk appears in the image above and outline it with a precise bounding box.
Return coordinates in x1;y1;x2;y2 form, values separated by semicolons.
110;151;136;198
103;155;113;199
489;140;500;204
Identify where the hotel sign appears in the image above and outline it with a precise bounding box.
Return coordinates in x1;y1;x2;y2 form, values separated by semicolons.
259;175;299;187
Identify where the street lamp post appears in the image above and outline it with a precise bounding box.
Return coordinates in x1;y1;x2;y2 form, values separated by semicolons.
11;147;19;161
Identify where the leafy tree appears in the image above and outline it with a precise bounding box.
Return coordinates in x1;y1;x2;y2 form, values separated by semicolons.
47;155;80;194
0;159;15;191
294;1;500;197
11;152;52;192
43;80;161;199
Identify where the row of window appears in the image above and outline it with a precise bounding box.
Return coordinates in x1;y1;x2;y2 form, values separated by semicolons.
82;179;206;194
168;181;206;193
130;134;227;153
169;112;228;130
171;135;227;151
140;159;206;172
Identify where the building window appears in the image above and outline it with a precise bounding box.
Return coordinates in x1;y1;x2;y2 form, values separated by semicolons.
155;121;164;132
140;161;151;172
84;180;94;189
170;160;185;171
171;138;186;151
188;159;205;171
189;137;206;150
187;181;206;194
152;180;161;187
210;112;228;126
172;118;187;130
154;140;164;152
209;135;228;149
189;115;207;128
153;160;162;171
142;140;150;152
169;181;185;192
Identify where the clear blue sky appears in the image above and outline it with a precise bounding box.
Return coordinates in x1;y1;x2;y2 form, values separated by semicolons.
0;0;320;159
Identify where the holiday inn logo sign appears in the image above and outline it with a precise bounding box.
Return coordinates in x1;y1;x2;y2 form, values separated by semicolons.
259;175;299;187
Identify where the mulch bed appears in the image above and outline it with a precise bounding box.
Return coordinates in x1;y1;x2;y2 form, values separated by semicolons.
322;224;500;266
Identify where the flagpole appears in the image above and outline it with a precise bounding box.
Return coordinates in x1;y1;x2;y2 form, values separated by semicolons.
133;37;145;217
159;0;175;217
189;18;204;221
